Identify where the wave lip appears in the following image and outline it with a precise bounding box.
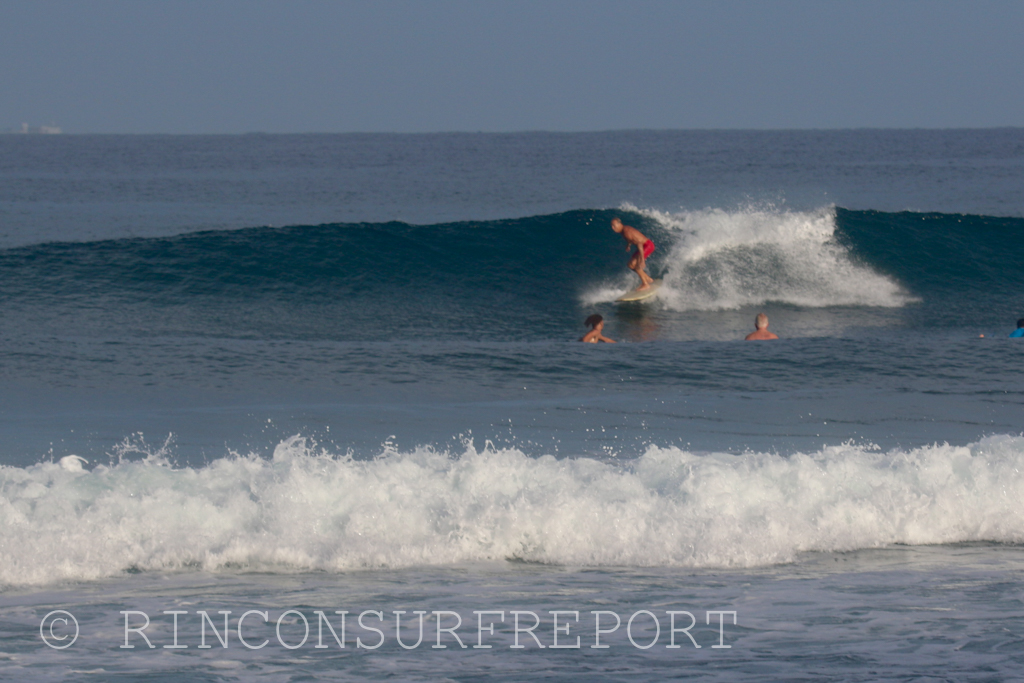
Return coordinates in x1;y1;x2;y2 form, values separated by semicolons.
589;204;914;311
2;435;1024;586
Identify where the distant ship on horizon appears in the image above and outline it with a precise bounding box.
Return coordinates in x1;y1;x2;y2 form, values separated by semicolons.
4;122;62;134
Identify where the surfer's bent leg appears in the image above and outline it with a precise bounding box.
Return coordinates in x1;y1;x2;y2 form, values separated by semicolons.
639;241;655;286
630;244;654;288
629;252;651;289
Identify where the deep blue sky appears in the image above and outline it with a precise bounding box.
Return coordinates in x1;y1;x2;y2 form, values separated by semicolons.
3;0;1023;133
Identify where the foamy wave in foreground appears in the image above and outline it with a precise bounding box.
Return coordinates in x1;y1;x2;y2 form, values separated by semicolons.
3;435;1024;586
584;205;913;310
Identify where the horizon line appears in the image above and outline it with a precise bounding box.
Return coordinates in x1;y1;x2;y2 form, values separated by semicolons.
4;125;1024;136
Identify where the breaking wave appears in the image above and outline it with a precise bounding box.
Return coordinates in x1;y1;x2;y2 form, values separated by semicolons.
583;205;912;310
4;435;1024;586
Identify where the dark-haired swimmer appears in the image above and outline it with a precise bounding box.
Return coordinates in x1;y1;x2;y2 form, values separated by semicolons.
580;314;616;343
1011;318;1024;338
611;218;655;291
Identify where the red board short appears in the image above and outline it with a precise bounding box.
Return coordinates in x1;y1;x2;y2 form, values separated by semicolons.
640;239;655;259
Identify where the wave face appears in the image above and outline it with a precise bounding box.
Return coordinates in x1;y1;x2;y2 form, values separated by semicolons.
0;206;1021;340
835;207;1024;299
3;435;1024;586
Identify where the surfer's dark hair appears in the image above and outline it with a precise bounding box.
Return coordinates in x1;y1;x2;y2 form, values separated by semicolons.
585;314;603;329
1018;318;1024;328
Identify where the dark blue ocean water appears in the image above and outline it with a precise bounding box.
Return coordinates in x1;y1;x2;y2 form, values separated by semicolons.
1;131;1023;681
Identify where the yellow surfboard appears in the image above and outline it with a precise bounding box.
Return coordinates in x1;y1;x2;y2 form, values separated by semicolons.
616;279;662;302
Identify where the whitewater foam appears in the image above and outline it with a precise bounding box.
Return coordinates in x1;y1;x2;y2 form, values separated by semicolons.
3;435;1024;586
584;205;913;310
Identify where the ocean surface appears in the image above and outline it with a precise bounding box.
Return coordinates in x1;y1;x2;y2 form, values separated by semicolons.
1;130;1023;681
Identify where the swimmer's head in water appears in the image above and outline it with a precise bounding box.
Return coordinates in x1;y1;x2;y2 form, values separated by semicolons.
585;314;603;329
755;313;769;330
610;218;623;233
1018;318;1024;328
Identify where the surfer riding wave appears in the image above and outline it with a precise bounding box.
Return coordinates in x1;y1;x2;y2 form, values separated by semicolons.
611;217;655;290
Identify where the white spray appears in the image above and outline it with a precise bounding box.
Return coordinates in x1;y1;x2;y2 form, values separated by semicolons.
3;435;1024;586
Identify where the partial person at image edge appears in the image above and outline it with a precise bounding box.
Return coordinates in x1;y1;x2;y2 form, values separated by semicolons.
1011;318;1024;337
